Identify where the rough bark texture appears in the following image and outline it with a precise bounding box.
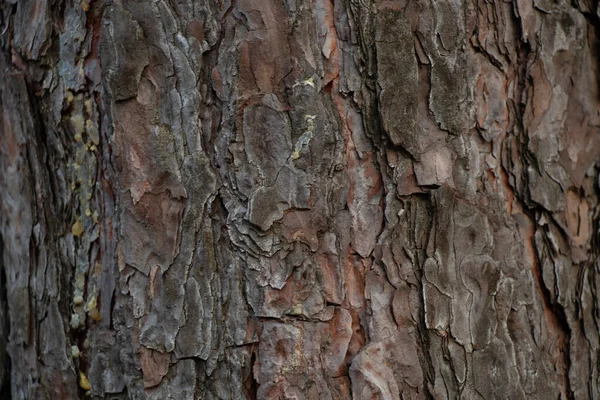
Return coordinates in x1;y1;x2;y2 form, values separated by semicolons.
1;0;600;398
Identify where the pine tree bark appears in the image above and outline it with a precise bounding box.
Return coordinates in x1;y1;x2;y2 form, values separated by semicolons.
1;0;600;398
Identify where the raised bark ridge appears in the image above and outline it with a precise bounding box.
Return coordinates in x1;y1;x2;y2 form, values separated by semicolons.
1;0;600;399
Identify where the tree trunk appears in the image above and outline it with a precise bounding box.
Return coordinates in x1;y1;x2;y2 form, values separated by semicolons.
1;0;600;398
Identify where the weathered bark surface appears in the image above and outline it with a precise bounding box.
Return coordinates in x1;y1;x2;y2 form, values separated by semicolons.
1;0;600;398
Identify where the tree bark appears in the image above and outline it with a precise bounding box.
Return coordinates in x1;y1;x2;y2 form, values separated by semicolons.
1;0;600;398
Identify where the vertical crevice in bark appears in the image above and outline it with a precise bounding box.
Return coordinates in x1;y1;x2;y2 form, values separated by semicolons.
581;0;600;99
509;34;574;399
0;235;10;399
529;222;575;399
411;195;437;400
243;345;259;400
503;4;600;395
